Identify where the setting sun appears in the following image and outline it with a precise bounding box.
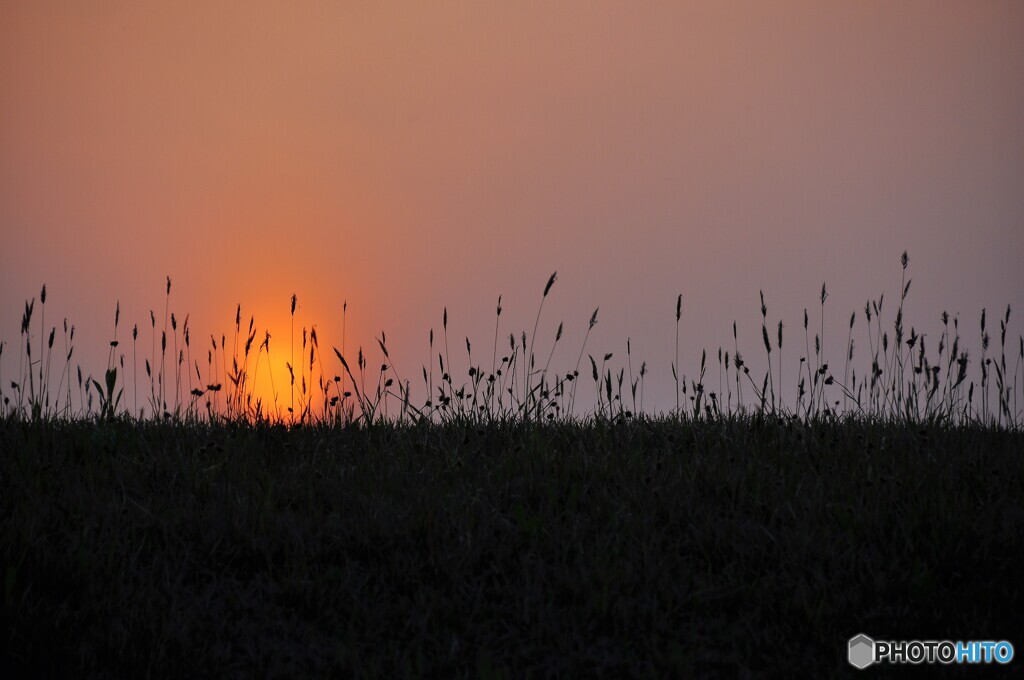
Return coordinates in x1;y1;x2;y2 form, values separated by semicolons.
186;295;357;423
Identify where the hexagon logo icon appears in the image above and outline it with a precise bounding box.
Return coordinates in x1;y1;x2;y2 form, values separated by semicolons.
848;634;875;669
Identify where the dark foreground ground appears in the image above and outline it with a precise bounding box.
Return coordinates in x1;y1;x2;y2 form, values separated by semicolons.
1;417;1021;678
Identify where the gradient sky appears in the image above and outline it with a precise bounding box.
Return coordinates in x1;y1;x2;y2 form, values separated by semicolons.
2;1;1022;413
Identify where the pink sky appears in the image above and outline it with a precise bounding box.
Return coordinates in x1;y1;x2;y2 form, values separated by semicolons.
2;1;1022;414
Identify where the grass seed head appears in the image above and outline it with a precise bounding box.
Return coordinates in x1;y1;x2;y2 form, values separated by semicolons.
543;271;557;297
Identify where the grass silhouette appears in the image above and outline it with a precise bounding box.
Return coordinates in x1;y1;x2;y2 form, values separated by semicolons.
1;252;1022;676
1;252;1020;427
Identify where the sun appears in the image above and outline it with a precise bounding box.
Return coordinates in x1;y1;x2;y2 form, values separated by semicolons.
194;294;352;423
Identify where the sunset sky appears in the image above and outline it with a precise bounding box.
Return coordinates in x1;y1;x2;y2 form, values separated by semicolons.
2;1;1022;414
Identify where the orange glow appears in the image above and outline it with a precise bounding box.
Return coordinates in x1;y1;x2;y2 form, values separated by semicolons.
191;296;357;423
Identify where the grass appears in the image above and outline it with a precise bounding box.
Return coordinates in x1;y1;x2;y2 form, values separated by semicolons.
2;417;1022;677
1;252;1022;676
3;254;1020;428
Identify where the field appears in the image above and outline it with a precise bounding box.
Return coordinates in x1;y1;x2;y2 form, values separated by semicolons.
2;417;1022;677
2;259;1022;676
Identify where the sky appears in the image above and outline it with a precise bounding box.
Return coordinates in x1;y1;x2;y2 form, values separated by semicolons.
1;1;1022;416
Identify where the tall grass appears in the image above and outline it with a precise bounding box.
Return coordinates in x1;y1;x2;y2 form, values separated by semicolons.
2;254;1022;677
1;253;1021;429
